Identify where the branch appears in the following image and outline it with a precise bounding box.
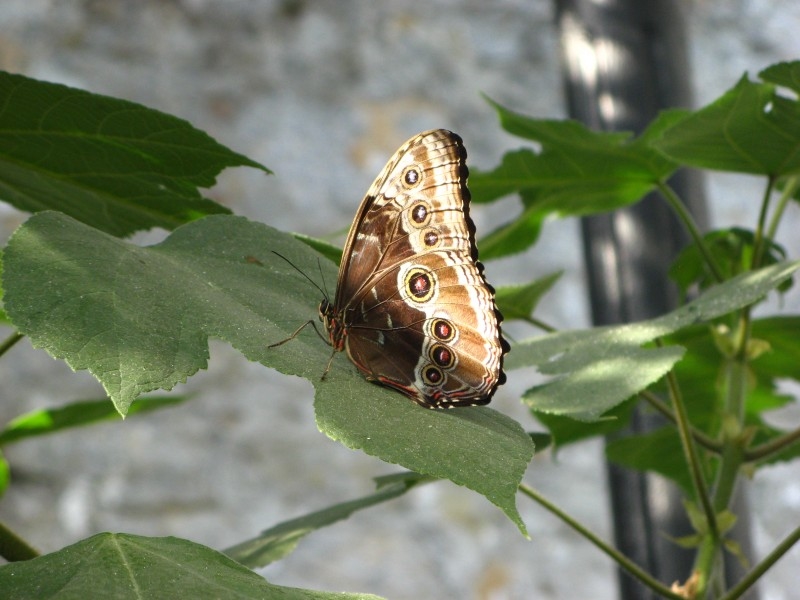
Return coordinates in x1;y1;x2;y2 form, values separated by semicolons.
657;181;724;283
745;425;800;462
719;523;800;600
518;483;686;600
0;332;24;359
639;389;722;454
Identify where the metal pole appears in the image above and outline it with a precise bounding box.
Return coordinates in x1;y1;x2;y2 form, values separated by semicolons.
552;1;754;597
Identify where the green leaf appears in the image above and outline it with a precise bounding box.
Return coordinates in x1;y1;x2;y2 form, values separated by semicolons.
0;450;8;496
662;317;800;436
0;533;382;600
494;271;562;322
467;103;683;257
759;60;800;95
315;381;532;534
0;250;8;324
669;228;790;300
528;432;553;453
0;71;268;237
723;538;750;570
683;498;707;533
672;534;703;549
717;509;738;536
471;101;682;209
746;316;800;384
291;233;344;266
0;396;189;445
534;398;636;450
508;260;800;420
653;74;800;176
476;190;546;259
605;427;694;494
225;472;430;568
2;211;533;534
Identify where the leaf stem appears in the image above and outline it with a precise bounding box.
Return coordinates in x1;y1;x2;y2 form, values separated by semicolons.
660;349;719;541
750;176;776;270
0;521;39;562
657;181;724;283
710;358;749;512
764;175;797;244
718;523;800;600
517;482;686;600
639;390;722;453
745;425;800;462
525;315;558;333
0;332;24;359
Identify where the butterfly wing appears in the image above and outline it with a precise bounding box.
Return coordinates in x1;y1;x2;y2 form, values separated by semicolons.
333;129;508;408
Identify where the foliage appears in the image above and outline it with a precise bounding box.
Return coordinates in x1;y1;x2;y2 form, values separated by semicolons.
1;61;800;598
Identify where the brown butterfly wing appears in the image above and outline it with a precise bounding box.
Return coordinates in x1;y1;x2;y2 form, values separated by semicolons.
331;129;508;408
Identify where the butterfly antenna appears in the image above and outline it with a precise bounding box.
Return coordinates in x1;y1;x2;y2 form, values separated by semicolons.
317;258;332;302
271;251;328;299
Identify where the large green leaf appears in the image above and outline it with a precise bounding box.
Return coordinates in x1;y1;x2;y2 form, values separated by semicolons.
225;472;430;568
470;102;683;208
0;71;267;237
590;317;800;489
605;427;696;494
314;377;531;535
0;533;381;600
508;260;800;421
653;67;800;176
2;211;533;533
467;103;684;258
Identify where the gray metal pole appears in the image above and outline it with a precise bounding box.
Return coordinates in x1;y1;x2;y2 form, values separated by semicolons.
552;1;754;598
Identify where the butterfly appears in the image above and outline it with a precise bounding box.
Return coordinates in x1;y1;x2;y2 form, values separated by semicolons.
275;129;509;408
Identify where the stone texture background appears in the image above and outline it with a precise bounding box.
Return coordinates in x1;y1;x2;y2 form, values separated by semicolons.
0;2;799;599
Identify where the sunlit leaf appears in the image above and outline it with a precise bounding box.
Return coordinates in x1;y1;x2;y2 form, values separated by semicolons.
654;72;800;176
2;211;533;534
508;261;800;420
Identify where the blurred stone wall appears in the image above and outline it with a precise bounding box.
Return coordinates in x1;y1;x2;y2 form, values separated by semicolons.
0;2;798;599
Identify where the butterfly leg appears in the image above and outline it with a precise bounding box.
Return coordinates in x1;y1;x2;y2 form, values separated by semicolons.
320;346;338;381
268;319;327;348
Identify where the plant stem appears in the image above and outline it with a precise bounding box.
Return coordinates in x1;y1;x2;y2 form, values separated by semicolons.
718;523;800;600
526;315;558;333
750;176;776;270
517;483;686;600
639;390;722;453
697;303;754;596
0;332;24;359
764;175;797;245
745;425;800;462
660;345;723;597
0;521;39;562
710;358;749;513
657;181;724;283
661;353;719;540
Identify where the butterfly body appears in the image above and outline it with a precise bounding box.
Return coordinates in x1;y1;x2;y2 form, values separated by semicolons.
320;129;508;409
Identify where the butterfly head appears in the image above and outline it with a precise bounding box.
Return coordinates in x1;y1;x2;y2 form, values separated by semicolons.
318;298;345;351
